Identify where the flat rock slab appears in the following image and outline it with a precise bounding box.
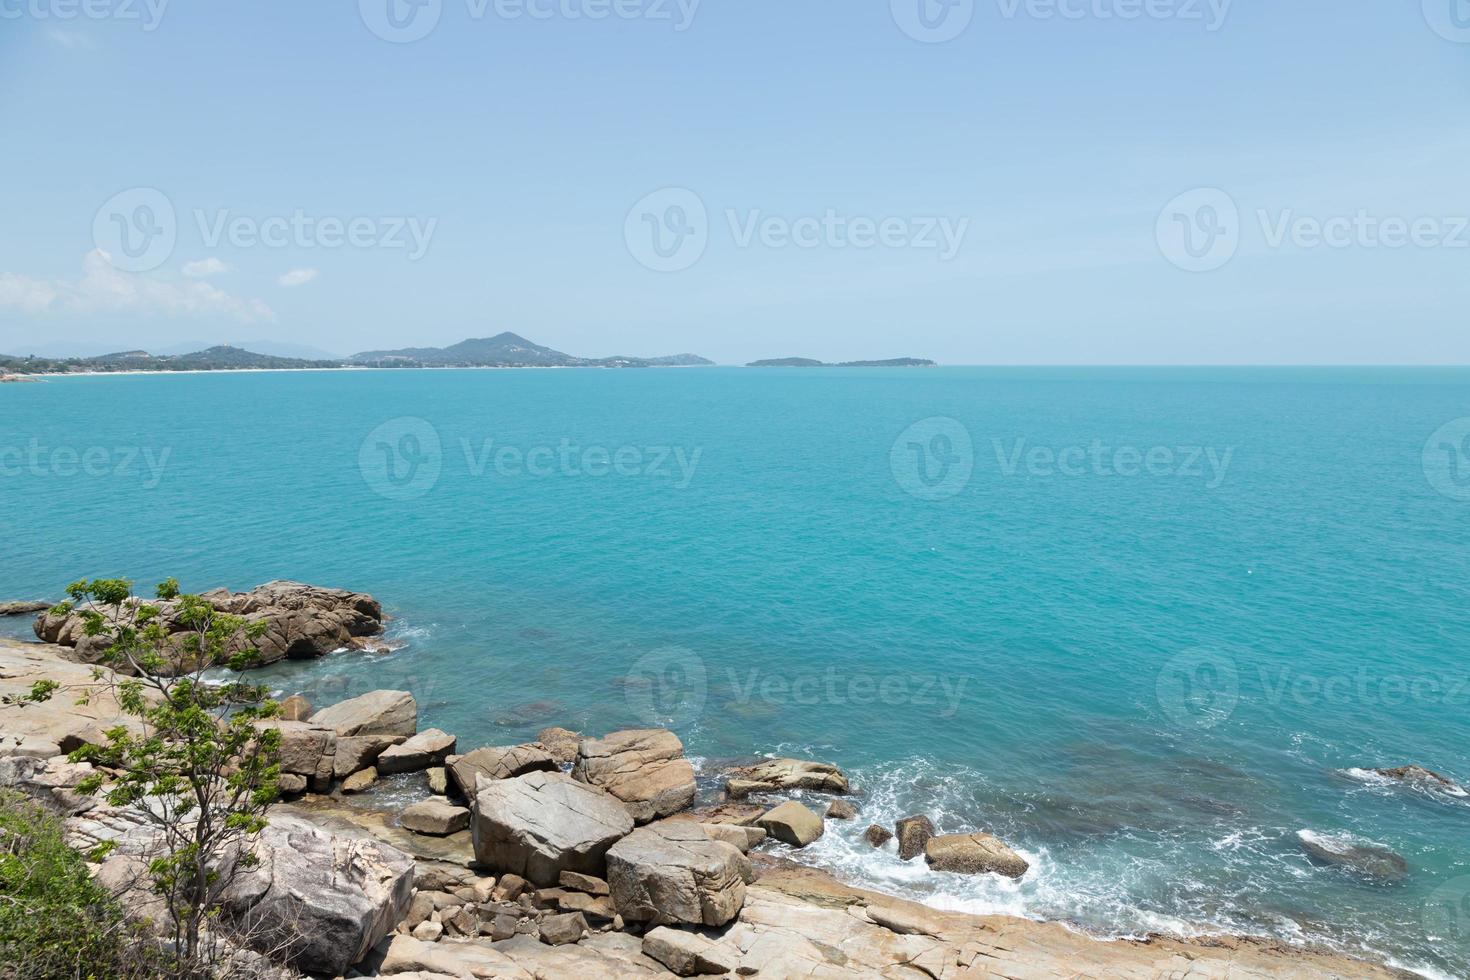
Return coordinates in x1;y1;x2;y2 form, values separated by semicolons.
725;758;850;795
311;690;417;738
606;821;747;927
448;744;558;797
472;770;634;886
572;728;697;825
401;799;471;837
378;729;457;775
924;832;1029;878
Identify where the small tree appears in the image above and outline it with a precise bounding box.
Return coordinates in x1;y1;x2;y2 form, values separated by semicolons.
24;578;284;978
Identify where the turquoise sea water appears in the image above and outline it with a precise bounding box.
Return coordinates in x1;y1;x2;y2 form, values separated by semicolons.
2;367;1468;976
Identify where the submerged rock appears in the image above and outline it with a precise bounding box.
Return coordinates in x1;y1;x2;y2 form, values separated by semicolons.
572;728;697;824
0;600;51;616
472;770;633;886
1296;830;1408;882
924;832;1029;879
1370;765;1466;796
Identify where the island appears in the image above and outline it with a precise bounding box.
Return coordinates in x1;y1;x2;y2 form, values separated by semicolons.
746;357;936;368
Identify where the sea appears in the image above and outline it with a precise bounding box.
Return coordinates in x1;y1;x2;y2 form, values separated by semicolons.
2;366;1467;977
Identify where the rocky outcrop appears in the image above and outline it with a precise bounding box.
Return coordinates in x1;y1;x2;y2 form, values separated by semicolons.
377;729;456;775
472;770;634;886
34;581;385;672
447;744;558;797
219;815;415;975
605;822;747;927
537;726;582;766
1296;830;1408;882
754;801;824;848
924;832;1029;878
724;758;849;797
311;690;417;738
895;814;935;861
0;600;50;616
1371;765;1466;795
572;729;697;824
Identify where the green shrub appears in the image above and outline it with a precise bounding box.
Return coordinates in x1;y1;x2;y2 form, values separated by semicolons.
0;790;158;979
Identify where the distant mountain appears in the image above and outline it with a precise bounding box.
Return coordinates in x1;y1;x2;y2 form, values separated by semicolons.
0;345;341;375
349;332;713;369
747;356;935;368
154;340;345;360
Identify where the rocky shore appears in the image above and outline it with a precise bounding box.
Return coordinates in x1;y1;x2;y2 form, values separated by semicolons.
0;589;1422;979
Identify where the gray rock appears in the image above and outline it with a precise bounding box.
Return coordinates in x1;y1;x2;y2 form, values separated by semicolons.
539;911;589;946
700;822;765;853
279;694;312;721
310;690;417;738
643;926;740;976
536;727;582;766
220;815;415;976
725;758;850;795
471;770;634;886
334;734;403;778
924;832;1029;878
1371;765;1465;796
341;766;378;794
571;729;697;824
0;600;50;616
559;870;611;895
401;799;471;837
377;729;457;775
447;744;558;797
605;821;746;927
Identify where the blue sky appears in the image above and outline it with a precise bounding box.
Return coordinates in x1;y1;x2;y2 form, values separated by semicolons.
2;0;1468;364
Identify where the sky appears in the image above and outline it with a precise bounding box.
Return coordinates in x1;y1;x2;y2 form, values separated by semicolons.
1;0;1468;364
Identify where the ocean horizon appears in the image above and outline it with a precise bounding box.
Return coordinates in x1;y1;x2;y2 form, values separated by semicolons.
3;366;1468;978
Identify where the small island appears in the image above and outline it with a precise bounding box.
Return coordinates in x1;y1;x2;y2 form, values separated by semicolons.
746;357;936;368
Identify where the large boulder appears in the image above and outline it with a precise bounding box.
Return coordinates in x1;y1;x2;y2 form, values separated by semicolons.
605;821;747;927
448;744;558;797
34;581;384;672
255;720;336;791
1296;830;1408;882
310;690;417;738
724;758;849;796
572;729;697;824
377;729;456;775
334;734;404;778
754;801;824;848
220;815;414;975
471;770;634;886
401;799;471;837
537;726;581;765
924;833;1029;878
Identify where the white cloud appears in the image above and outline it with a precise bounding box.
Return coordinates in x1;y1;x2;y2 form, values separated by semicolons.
182;258;232;279
277;268;319;288
0;251;274;322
